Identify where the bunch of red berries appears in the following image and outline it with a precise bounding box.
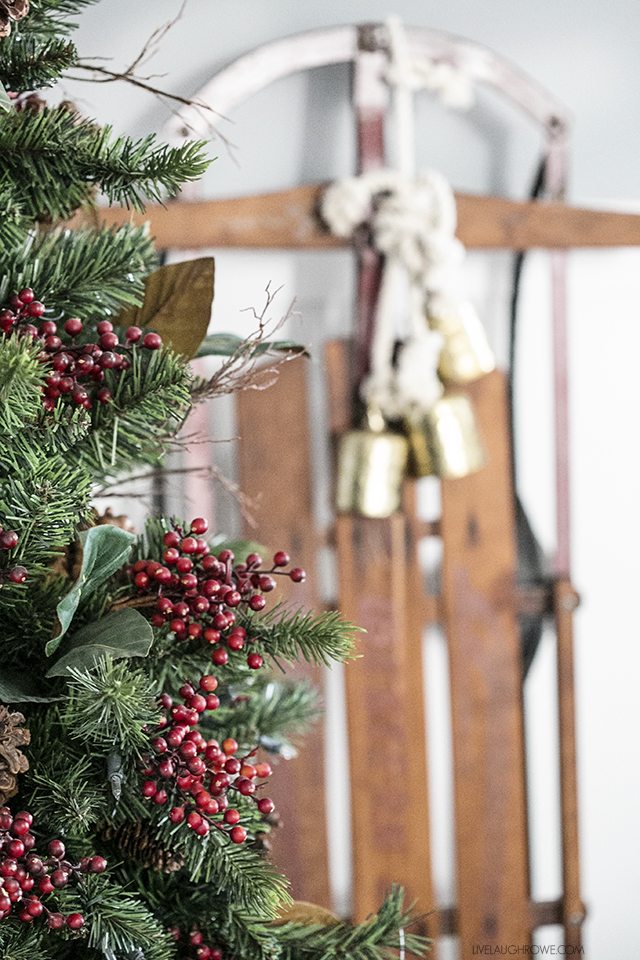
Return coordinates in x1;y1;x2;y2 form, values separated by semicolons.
0;807;106;930
131;517;305;673
0;526;27;585
0;288;163;412
170;927;225;960
141;680;274;846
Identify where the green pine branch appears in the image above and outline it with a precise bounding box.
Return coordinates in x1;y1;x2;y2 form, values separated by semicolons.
0;924;49;960
0;107;209;223
276;887;428;960
75;345;191;482
17;0;96;39
239;605;361;667
66;658;160;756
0;184;31;251
150;814;291;920
0;225;157;320
207;676;321;752
0;36;77;90
79;874;175;960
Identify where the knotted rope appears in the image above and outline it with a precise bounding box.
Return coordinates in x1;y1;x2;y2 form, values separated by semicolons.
321;17;478;423
322;167;467;420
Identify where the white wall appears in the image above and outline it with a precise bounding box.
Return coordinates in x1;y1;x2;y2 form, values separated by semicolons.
65;2;640;956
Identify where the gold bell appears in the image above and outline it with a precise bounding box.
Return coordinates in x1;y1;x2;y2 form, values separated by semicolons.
406;392;486;479
335;408;409;518
429;301;495;385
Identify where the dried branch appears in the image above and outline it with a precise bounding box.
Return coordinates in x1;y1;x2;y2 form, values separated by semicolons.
191;284;299;404
95;463;258;528
67;1;236;153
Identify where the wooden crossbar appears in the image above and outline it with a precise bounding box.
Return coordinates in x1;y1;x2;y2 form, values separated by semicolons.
73;185;640;251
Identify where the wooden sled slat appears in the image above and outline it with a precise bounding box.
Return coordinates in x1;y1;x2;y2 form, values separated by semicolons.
326;340;436;924
73;184;640;250
236;357;331;907
553;578;586;948
440;371;531;953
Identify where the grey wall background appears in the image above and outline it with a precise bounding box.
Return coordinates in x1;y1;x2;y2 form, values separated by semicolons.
65;2;640;958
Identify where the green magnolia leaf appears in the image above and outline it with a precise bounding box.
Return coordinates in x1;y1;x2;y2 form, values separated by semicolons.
197;333;308;358
0;83;12;113
116;258;215;359
47;525;136;655
0;671;58;703
46;608;154;677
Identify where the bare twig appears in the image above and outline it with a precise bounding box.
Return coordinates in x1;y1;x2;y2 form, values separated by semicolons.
96;463;259;528
67;1;237;155
191;284;300;404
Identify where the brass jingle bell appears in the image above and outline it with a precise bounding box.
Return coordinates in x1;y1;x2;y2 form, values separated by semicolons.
406;392;486;479
335;408;409;519
429;301;495;386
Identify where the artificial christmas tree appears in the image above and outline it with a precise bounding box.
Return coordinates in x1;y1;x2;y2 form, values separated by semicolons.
0;3;426;958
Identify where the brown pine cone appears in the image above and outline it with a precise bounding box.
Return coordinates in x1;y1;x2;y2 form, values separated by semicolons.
0;0;29;37
101;821;184;874
0;706;30;804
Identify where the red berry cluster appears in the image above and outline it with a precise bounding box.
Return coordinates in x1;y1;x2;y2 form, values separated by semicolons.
141;681;274;846
0;288;163;412
0;526;27;585
0;807;106;930
170;927;225;960
131;518;305;673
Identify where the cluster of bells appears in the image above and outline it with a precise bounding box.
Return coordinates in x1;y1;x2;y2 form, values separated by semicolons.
336;306;494;518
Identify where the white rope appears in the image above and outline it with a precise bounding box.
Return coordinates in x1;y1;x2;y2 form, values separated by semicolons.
383;18;475;111
322;166;469;419
322;18;481;422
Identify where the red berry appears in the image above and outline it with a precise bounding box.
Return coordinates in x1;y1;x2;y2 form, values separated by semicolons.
190;517;208;535
142;780;158;798
142;332;162;350
125;325;142;343
189;694;208;713
163;530;181;548
99;351;119;369
66;913;85;930
230;826;247;844
0;530;19;550
8;566;27;584
48;913;65;930
249;594;266;612
27;301;45;318
99;332;119;350
273;551;289;567
96;320;113;335
18;288;34;304
89;856;107;873
247;653;264;670
290;567;306;583
258;797;275;815
51;868;69;888
97;387;113;404
199;675;218;693
211;648;229;666
63;317;83;336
